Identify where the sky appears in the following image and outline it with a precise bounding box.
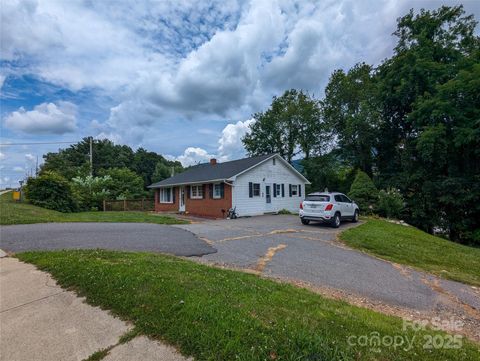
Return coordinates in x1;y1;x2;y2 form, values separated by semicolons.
1;0;479;187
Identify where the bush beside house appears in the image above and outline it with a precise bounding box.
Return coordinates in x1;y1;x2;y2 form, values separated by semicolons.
25;172;78;212
25;167;148;213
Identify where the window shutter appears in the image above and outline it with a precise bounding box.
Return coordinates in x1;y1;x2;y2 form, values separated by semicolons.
209;184;213;199
298;184;302;197
172;187;176;203
289;184;292;197
273;183;277;197
249;182;253;198
186;186;190;199
220;183;225;198
281;184;285;197
202;184;206;199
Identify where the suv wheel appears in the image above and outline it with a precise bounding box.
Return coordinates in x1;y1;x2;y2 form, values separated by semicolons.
352;210;359;223
301;218;310;225
331;213;341;228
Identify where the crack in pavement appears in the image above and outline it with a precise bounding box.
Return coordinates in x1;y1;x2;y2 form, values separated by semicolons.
254;244;287;273
0;291;66;314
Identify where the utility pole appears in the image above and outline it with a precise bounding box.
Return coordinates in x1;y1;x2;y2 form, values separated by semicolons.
35;155;39;177
89;136;93;176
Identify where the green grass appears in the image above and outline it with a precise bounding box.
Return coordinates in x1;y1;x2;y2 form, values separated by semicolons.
340;218;480;286
18;250;480;361
0;191;186;225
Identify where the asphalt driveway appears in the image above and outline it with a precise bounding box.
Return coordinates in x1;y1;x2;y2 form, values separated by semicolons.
0;223;215;257
176;215;480;320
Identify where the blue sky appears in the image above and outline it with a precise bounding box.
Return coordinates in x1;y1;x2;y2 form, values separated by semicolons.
1;0;479;187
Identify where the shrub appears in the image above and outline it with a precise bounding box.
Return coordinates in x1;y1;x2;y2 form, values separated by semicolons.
71;175;112;211
377;188;404;219
348;170;378;214
24;171;78;212
277;209;294;215
99;168;147;200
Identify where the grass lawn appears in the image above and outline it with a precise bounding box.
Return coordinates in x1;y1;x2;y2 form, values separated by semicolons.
19;250;479;361
340;218;480;286
0;191;186;225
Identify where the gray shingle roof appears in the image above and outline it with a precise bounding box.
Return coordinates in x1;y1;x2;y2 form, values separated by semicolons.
148;154;275;188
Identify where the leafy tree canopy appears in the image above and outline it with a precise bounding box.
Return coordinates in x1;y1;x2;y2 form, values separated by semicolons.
41;138;183;188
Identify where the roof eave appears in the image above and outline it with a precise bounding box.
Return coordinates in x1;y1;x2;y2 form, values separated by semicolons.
148;178;228;188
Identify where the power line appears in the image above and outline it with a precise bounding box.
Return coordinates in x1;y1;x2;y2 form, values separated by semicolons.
0;141;78;146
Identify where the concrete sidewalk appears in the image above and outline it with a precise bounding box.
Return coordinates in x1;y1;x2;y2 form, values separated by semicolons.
0;257;189;361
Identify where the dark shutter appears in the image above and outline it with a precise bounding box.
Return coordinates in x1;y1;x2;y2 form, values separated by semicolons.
209;184;213;199
298;184;302;197
289;184;292;197
273;183;277;197
281;184;285;197
220;183;225;198
249;182;253;198
202;184;206;199
186;186;190;199
172;187;176;203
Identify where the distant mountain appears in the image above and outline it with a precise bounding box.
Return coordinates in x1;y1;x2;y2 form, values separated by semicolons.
291;158;304;173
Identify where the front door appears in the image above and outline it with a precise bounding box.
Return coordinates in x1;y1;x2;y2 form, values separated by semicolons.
179;186;185;212
265;185;272;210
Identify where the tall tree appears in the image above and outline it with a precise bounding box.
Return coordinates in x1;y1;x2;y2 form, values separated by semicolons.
243;89;322;162
322;63;379;176
375;5;479;241
41;138;183;189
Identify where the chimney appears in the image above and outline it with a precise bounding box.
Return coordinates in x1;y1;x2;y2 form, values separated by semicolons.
210;158;217;165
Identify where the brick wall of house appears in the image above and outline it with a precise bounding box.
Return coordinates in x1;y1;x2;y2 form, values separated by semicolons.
154;183;232;218
154;187;179;212
185;183;232;219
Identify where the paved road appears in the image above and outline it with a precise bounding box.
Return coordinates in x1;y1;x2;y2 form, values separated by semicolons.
176;215;480;327
0;223;216;257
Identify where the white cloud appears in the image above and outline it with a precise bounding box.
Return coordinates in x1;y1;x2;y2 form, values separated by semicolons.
4;101;77;134
2;0;480;157
13;166;24;172
172;147;215;167
0;152;5;161
217;118;254;161
171;117;254;166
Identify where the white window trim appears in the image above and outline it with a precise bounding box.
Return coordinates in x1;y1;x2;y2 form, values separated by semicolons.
159;187;173;204
291;184;298;196
213;183;222;199
252;183;261;197
275;184;281;197
190;185;203;199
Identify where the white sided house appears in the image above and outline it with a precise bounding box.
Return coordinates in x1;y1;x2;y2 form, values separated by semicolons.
149;154;310;218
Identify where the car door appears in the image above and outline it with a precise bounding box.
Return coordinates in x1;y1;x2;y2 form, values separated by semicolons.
341;194;353;217
334;194;346;216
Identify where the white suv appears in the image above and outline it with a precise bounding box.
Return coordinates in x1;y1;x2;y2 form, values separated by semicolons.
299;192;359;228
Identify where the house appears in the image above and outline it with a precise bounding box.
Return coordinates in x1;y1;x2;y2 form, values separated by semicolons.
148;153;310;218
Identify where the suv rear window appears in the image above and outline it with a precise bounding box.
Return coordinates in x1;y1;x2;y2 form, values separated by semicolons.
305;195;330;202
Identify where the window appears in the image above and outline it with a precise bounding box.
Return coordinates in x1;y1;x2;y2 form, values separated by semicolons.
213;183;222;199
273;158;276;165
191;185;204;199
305;195;330;202
253;183;261;197
159;187;173;203
291;184;298;196
275;184;281;197
334;194;343;202
341;195;352;203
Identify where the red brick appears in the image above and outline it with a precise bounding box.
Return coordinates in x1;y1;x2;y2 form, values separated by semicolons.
154;184;232;219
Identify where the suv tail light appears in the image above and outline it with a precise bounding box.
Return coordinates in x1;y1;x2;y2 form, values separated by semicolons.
325;203;333;211
300;202;303;210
